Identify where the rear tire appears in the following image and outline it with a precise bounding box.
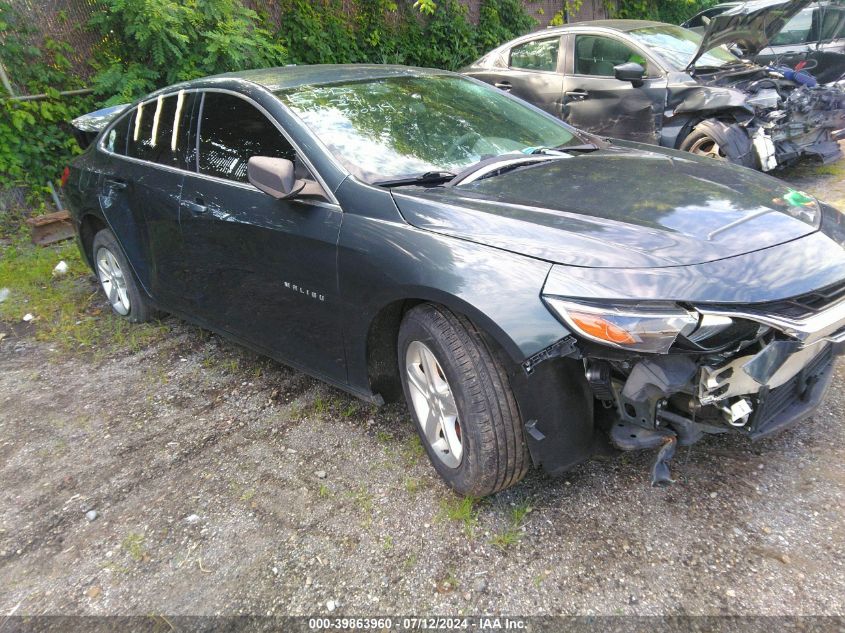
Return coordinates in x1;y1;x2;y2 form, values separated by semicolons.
92;229;155;323
398;303;530;496
679;118;757;169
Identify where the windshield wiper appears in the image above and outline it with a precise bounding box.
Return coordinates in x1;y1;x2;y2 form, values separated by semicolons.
375;171;456;187
448;153;565;187
553;143;600;153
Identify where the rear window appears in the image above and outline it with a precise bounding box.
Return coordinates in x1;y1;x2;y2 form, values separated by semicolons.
104;113;131;155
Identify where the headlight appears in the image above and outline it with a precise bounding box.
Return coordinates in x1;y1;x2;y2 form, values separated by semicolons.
543;298;698;353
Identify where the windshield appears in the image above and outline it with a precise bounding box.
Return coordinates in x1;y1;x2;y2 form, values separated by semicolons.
629;25;740;70
275;75;579;183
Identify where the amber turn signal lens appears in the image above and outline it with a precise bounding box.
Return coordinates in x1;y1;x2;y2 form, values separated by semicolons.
566;311;637;345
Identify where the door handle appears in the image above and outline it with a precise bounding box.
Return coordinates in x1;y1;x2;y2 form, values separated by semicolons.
104;178;127;191
182;198;208;216
494;81;512;91
564;90;589;102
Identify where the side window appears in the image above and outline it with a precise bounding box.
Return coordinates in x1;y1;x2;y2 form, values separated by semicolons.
509;37;560;72
127;92;196;167
770;8;815;46
574;35;648;77
820;6;845;41
197;92;296;183
105;112;131;155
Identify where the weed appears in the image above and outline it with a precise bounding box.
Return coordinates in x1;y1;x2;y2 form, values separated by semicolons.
490;499;533;552
122;533;146;562
0;240;168;353
401;434;425;465
347;485;374;526
404;476;423;495
382;534;394;550
403;553;418;571
318;484;331;498
436;569;460;593
375;430;392;444
438;496;479;538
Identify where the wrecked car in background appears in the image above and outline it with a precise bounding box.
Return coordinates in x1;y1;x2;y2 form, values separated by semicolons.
66;66;845;495
462;5;845;171
683;1;845;84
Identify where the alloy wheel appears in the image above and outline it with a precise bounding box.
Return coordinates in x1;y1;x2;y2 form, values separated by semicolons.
405;340;463;468
96;246;131;316
688;136;726;160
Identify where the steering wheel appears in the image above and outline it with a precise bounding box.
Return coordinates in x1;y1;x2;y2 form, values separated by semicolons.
446;132;482;162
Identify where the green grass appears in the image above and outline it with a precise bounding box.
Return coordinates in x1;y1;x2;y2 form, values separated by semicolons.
438;496;480;539
490;500;533;552
121;533;147;562
0;239;168;353
347;485;374;526
401;434;425;466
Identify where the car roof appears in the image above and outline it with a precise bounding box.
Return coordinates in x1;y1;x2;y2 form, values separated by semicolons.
198;64;452;92
543;19;667;33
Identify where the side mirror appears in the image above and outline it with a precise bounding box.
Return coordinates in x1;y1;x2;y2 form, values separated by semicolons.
248;156;305;199
614;62;645;87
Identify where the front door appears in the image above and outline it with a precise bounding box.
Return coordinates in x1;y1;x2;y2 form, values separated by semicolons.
561;33;668;144
177;91;346;382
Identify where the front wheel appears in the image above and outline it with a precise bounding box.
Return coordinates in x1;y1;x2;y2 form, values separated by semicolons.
398;303;530;496
679;118;757;169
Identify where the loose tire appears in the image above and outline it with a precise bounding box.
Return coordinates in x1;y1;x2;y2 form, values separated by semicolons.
92;229;155;323
679;118;757;169
398;303;530;496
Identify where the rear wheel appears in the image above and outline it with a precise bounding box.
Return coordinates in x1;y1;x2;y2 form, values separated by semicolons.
679;118;757;169
92;229;155;323
398;303;529;496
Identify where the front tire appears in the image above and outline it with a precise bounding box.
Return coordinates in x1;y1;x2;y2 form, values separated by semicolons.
92;229;154;323
398;304;529;496
679;118;757;169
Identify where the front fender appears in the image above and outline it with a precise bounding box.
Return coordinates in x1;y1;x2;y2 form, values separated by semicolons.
338;211;568;382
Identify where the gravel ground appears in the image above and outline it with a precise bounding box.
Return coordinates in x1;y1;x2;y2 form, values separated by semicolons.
1;160;844;618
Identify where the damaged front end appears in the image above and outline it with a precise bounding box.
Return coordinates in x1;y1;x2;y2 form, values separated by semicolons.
541;285;845;485
690;65;845;170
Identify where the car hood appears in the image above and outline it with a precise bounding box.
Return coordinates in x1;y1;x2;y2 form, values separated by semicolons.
687;0;813;70
392;144;821;269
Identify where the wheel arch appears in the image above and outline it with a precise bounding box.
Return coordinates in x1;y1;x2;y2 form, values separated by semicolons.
363;291;596;476
670;108;752;150
78;210;109;268
364;290;528;404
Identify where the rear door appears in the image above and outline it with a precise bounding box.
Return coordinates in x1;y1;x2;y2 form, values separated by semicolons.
177;90;347;381
96;92;195;304
560;32;668;144
494;36;566;117
124;91;197;309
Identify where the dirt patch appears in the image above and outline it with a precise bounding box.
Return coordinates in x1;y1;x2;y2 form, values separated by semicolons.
1;162;844;616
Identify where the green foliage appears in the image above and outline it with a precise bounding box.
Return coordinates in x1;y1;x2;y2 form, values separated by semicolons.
609;0;718;24
0;3;92;201
475;0;537;52
277;0;362;65
88;0;288;104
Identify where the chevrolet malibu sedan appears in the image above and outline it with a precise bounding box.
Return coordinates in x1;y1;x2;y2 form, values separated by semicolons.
65;65;845;495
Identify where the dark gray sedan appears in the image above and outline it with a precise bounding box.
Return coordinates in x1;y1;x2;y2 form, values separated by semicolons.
66;65;845;495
